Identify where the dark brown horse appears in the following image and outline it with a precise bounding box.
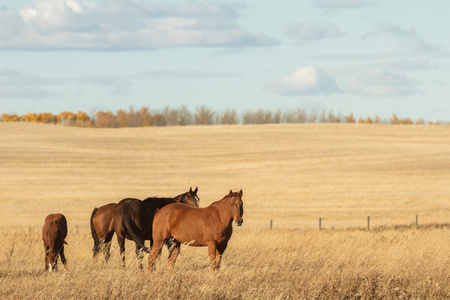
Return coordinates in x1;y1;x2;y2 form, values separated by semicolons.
42;213;68;272
148;190;243;272
90;203;117;262
113;187;200;267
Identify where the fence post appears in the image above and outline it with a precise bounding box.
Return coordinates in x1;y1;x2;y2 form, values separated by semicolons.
367;216;370;231
416;214;418;227
270;219;272;230
319;217;322;231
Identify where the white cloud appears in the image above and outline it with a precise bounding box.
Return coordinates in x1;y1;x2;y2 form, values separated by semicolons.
77;75;132;95
0;70;56;98
266;67;341;96
313;0;378;9
0;0;277;50
363;23;437;53
346;68;422;96
285;22;344;42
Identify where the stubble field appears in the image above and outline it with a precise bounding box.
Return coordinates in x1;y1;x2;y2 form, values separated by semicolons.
0;122;449;299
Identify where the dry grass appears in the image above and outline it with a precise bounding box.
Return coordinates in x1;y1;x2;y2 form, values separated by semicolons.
0;228;448;299
0;122;449;298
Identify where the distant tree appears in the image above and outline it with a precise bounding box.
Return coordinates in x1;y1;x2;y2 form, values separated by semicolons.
319;110;328;123
344;113;355;123
307;110;318;123
220;109;239;125
116;109;128;128
272;110;281;124
95;111;118;128
151;110;167;126
281;111;296;123
257;109;269;124
139;107;152;127
242;110;255;124
195;106;215;125
75;111;90;127
296;109;308;123
163;106;180;126
23;113;38;123
58;112;76;126
390;114;399;124
178;105;193;126
2;114;22;122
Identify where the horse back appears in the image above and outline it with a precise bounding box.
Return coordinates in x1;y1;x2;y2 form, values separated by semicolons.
114;198;154;239
43;213;67;249
153;204;218;246
93;203;117;235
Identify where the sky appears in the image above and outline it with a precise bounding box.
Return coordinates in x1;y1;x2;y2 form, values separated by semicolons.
0;0;449;122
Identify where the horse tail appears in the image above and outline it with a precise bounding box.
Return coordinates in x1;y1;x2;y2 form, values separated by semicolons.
90;208;100;250
122;204;149;253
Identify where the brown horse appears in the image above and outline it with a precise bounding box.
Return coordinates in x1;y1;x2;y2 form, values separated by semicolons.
42;213;68;272
90;203;117;262
148;190;243;272
113;187;200;267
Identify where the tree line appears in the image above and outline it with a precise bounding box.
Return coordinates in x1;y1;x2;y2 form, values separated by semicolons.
0;106;444;127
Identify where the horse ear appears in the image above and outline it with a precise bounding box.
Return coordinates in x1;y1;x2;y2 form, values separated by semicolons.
194;187;198;193
229;190;233;195
239;189;243;197
190;187;193;192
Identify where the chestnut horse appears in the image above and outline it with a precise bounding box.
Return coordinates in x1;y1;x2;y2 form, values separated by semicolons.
148;190;243;272
113;187;200;267
90;203;117;262
42;213;68;272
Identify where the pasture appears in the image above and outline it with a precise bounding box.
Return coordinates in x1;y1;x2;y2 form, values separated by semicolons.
0;122;449;298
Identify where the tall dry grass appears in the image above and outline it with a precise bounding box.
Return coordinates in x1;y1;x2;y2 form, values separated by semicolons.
0;123;449;298
0;228;448;299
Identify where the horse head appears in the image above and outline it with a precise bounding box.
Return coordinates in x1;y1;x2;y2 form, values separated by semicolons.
228;189;244;226
181;187;200;207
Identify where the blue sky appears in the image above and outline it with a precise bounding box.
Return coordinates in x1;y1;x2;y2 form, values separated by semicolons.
1;0;449;122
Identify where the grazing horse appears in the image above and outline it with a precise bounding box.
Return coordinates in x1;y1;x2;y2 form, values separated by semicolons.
148;190;244;272
90;203;117;262
42;213;68;272
113;187;200;267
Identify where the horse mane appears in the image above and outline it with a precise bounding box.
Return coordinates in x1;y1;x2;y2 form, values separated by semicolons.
210;192;235;206
142;196;179;209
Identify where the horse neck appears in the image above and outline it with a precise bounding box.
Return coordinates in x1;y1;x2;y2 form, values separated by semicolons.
210;196;235;227
173;192;188;203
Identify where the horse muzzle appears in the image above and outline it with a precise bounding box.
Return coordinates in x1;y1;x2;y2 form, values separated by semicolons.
235;219;243;226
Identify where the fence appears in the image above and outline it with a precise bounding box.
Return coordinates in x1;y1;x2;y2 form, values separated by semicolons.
268;215;446;231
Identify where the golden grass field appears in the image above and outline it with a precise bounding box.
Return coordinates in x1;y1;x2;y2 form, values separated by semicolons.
0;122;449;299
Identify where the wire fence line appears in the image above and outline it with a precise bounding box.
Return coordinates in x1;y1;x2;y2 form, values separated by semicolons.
268;215;450;231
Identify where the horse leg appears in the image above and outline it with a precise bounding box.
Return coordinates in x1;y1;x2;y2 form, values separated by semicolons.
60;245;67;269
44;244;50;270
215;243;227;271
117;235;126;268
167;240;181;269
53;253;59;271
92;241;100;262
207;242;218;272
135;243;144;269
104;242;112;263
103;232;114;263
148;239;164;272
